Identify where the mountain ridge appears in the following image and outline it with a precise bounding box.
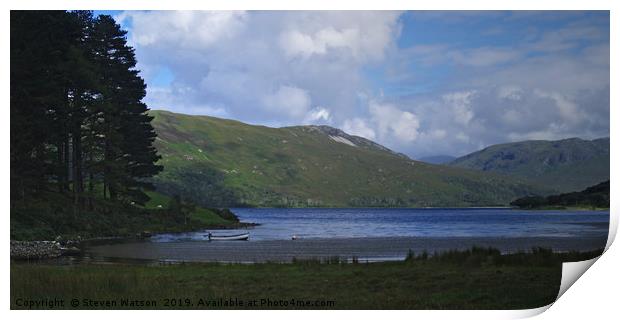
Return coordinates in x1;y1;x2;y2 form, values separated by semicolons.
449;137;609;192
283;124;411;159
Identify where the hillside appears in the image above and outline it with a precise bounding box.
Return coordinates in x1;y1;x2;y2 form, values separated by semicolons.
418;155;456;165
511;180;609;209
149;110;548;208
449;138;609;193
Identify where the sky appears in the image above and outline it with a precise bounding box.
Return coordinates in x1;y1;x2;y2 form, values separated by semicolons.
98;10;610;158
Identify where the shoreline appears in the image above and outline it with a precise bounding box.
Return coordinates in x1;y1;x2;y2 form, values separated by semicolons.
514;206;610;211
9;222;259;260
79;234;608;264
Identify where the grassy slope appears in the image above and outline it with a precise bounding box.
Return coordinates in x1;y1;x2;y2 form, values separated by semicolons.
449;138;609;193
150;110;549;208
11;249;601;310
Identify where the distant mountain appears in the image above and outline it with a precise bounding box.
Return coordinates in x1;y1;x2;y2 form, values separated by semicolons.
149;110;547;208
511;180;609;209
449;137;609;193
418;155;456;165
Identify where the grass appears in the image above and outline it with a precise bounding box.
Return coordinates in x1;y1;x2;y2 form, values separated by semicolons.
10;247;602;310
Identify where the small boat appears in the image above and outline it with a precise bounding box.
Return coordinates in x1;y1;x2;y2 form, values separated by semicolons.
208;232;249;241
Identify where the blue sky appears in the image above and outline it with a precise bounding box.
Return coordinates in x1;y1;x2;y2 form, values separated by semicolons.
96;11;610;158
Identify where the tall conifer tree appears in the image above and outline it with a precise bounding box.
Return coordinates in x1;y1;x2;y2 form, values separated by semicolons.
11;10;163;209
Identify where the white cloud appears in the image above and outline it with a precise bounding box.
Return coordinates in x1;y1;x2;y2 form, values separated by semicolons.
450;47;521;67
280;28;360;59
501;109;522;126
279;11;400;62
534;90;582;124
456;132;470;143
146;86;229;118
303;107;332;124
115;11;608;158
528;23;605;53
497;86;524;101
398;82;607;158
261;85;312;118
429;129;447;139
116;11;247;49
119;11;402;126
342;118;376;140
368;101;420;143
442;91;475;125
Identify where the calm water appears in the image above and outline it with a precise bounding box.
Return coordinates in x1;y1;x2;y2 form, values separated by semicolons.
151;208;609;242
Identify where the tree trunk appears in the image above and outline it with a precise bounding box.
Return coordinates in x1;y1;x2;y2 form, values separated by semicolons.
64;130;71;193
71;91;85;209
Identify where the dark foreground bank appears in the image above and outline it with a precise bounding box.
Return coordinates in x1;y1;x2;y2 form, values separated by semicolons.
11;248;602;310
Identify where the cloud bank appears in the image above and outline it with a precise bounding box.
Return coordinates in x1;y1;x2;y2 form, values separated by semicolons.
115;11;609;158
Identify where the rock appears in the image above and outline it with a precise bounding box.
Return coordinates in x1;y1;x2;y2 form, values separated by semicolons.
11;241;62;260
11;238;82;260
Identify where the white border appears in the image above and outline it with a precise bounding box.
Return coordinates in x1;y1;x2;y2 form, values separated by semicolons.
3;1;618;319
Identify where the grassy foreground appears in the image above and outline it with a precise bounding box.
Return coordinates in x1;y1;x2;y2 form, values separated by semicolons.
11;248;601;310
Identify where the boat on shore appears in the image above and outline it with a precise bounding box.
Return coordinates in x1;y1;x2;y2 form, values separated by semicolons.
208;232;250;241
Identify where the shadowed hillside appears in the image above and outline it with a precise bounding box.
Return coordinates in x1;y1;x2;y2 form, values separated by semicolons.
449;138;609;192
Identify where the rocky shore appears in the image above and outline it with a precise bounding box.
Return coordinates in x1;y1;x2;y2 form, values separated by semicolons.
10;223;259;260
11;239;81;260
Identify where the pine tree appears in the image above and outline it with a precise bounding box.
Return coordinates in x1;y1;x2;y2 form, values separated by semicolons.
11;11;163;210
11;11;78;200
88;14;162;205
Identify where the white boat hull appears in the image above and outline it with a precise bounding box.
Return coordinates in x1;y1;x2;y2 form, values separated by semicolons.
208;233;249;241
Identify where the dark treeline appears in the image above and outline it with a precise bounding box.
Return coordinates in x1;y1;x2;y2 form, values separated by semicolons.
11;11;162;210
510;180;609;209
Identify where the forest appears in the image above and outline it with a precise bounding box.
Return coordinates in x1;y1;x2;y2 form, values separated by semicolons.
11;11;161;210
9;11;236;240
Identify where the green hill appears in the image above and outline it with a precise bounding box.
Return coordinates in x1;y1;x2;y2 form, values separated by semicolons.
449;138;609;193
149;110;549;208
